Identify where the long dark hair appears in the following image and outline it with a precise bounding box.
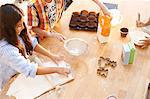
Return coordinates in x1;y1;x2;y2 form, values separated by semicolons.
0;4;33;57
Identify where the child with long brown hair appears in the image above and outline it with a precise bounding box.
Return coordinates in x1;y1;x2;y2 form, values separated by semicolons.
0;4;70;90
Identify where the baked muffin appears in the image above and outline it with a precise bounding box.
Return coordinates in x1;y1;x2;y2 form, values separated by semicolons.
89;11;97;17
81;10;89;17
79;22;87;29
120;28;128;37
87;22;97;29
80;16;88;23
72;12;80;17
88;15;97;22
70;21;79;28
71;16;80;22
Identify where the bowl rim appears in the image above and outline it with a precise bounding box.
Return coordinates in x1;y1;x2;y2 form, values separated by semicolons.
64;38;88;56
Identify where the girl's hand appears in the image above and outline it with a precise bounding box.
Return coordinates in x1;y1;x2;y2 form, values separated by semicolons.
136;20;145;27
38;35;46;42
51;54;64;64
56;67;70;76
52;32;66;42
136;37;150;48
92;0;99;3
92;0;112;20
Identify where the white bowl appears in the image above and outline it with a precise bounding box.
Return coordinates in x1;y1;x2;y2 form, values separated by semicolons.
64;38;88;56
129;28;150;45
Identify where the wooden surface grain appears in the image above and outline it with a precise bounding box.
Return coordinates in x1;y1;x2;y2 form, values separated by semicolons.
38;0;150;99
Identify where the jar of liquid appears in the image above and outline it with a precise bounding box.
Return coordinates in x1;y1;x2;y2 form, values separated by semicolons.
97;15;111;43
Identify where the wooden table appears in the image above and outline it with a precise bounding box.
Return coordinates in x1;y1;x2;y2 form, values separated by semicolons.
39;0;150;99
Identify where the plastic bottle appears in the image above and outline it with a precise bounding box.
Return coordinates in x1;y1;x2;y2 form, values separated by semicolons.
97;15;111;43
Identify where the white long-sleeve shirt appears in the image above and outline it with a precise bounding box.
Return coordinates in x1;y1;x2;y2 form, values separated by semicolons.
0;34;38;90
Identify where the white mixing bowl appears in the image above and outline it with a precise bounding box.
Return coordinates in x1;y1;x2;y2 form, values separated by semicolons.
64;38;88;56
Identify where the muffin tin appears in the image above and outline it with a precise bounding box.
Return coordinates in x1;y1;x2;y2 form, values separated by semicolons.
69;10;98;31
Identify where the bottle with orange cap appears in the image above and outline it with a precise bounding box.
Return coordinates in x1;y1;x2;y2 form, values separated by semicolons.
97;14;111;43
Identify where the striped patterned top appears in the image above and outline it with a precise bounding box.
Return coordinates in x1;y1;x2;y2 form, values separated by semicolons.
27;0;72;32
0;34;38;90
